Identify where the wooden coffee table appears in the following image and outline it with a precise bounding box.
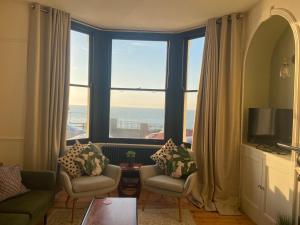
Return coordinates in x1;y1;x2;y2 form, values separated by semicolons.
81;198;137;225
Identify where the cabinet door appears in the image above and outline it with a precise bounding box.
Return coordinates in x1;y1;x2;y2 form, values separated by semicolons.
261;156;295;225
241;145;264;224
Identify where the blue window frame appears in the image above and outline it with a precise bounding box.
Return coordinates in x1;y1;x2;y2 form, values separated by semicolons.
67;21;205;146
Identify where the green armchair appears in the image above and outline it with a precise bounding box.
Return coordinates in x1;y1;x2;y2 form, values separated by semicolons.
0;171;56;225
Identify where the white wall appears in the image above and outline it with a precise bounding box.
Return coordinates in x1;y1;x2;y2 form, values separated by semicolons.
241;0;300;141
245;0;300;51
242;15;291;141
0;0;299;166
0;0;29;166
270;26;295;108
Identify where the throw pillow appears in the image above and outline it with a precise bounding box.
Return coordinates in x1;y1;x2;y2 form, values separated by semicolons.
87;142;103;154
150;138;177;169
58;140;85;178
165;146;197;178
74;144;109;176
0;165;29;202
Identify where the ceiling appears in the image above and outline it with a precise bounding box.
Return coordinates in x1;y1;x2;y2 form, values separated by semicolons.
25;0;260;32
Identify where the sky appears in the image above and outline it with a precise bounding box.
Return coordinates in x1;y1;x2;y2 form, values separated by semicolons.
69;30;205;110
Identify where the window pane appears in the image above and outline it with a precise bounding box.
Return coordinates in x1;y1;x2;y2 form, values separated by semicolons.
67;86;90;140
70;30;89;85
186;37;205;90
111;40;167;89
109;90;165;139
183;92;197;144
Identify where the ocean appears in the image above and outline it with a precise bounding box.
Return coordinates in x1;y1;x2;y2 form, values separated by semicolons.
67;105;195;139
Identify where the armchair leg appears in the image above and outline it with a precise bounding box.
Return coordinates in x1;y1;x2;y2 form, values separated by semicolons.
43;213;47;225
71;198;78;223
107;192;111;197
177;198;182;222
65;195;70;208
142;191;151;211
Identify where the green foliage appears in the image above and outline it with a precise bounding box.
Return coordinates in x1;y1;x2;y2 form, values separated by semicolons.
126;150;136;158
276;215;292;225
75;145;109;176
165;146;197;178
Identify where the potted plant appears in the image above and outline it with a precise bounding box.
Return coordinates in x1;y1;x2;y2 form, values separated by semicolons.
126;150;136;166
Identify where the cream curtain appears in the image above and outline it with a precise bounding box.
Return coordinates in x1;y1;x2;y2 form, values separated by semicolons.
191;15;243;215
24;4;70;171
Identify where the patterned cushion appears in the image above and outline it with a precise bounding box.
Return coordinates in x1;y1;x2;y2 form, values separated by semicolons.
88;142;103;154
0;165;29;202
58;140;85;178
165;146;197;178
74;144;109;176
150;139;177;169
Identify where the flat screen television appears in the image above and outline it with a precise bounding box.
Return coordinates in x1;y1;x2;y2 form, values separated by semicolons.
248;108;293;145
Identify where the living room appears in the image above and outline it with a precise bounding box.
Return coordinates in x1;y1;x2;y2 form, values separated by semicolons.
1;0;300;225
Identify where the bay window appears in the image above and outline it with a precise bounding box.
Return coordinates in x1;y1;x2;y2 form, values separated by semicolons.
66;30;91;140
67;21;205;145
183;37;205;144
109;40;167;140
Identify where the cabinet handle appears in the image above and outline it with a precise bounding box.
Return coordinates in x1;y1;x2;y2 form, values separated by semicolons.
261;186;265;191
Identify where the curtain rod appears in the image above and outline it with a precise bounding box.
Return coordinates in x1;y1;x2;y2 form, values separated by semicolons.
31;4;49;13
216;14;244;24
72;18;206;34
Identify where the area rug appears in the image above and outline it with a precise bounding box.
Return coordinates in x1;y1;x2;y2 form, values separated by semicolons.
48;208;196;225
138;209;196;225
48;209;86;225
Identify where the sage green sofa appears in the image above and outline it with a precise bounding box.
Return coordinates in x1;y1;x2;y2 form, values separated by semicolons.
0;171;56;225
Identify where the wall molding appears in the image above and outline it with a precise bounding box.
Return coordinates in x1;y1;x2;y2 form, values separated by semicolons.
0;137;24;142
270;7;300;149
0;37;27;43
268;8;300;225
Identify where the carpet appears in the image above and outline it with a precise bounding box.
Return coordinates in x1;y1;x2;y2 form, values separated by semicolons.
48;208;196;225
138;208;196;225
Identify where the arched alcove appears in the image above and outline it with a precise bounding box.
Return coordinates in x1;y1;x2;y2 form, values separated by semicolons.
242;9;299;144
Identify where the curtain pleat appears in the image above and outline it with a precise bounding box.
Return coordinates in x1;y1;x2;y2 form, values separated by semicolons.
24;4;70;171
191;14;243;215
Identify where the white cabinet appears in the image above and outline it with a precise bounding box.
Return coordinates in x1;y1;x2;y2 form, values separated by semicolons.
241;144;295;225
241;145;264;223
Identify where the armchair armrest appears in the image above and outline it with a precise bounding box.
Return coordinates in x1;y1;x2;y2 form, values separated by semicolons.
102;164;121;186
140;165;163;185
59;170;73;195
183;172;197;195
21;170;56;191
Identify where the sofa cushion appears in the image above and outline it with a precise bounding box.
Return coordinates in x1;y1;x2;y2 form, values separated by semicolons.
0;166;29;202
20;171;56;191
0;213;29;225
71;175;115;193
145;175;185;193
0;190;53;218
